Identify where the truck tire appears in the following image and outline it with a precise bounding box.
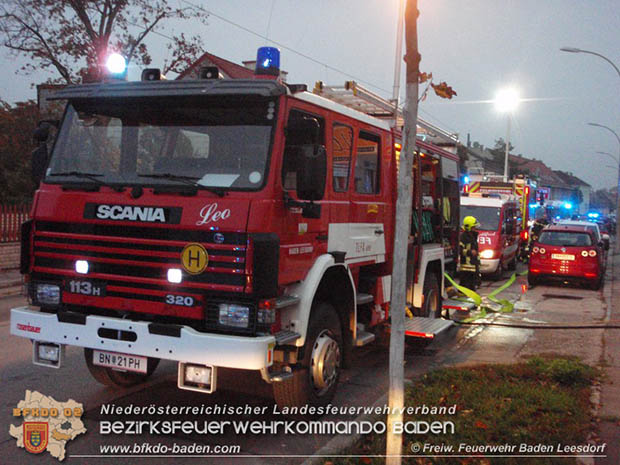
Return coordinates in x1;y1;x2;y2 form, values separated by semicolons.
508;254;517;271
414;272;442;318
527;274;539;286
273;302;342;408
492;260;504;281
84;348;160;387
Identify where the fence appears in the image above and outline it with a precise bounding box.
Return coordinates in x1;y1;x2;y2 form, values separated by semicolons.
1;204;31;243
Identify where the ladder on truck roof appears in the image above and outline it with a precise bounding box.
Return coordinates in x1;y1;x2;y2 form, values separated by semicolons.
312;81;459;145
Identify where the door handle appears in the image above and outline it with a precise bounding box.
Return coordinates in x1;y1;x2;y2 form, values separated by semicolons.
375;229;384;235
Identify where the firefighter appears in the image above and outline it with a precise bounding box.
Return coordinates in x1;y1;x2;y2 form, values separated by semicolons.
529;217;548;245
459;216;480;290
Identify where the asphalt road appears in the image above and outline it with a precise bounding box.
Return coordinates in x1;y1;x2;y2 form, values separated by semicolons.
0;262;609;464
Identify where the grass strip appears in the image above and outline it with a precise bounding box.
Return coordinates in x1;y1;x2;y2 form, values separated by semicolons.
325;357;597;465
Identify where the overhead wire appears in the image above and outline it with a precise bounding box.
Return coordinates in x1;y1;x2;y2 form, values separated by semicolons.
129;1;452;132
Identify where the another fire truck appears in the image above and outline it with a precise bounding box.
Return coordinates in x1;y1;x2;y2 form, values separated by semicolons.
465;173;537;260
11;48;467;408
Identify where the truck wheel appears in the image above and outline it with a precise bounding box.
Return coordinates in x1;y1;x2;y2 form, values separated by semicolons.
508;254;517;271
527;274;539;286
492;261;504;281
414;272;442;318
84;348;160;387
273;302;342;408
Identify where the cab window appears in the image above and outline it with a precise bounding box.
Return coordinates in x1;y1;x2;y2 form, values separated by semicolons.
282;109;325;190
354;131;380;194
332;124;353;192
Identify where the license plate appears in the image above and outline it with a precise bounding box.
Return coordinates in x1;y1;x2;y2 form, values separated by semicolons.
66;280;106;297
93;350;147;373
552;253;575;261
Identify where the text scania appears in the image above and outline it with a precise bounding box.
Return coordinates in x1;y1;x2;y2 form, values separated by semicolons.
96;205;167;223
100;420;455;435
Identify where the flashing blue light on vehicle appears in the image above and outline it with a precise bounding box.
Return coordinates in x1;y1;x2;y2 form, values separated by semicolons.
463;175;470;185
255;47;280;76
106;53;127;76
529;203;538;209
588;212;600;218
563;202;573;209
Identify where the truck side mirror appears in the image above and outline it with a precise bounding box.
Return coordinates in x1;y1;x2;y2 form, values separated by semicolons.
296;144;326;201
31;123;51;184
33;124;50;143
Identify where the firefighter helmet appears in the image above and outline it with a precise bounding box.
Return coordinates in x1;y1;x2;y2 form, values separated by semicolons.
463;216;480;231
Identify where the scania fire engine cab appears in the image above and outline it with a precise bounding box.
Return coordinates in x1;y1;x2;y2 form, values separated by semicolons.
11;48;468;408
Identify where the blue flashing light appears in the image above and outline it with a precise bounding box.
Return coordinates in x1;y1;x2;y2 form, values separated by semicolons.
563;202;573;209
255;47;280;76
463;175;470;185
529;203;538;209
588;212;600;218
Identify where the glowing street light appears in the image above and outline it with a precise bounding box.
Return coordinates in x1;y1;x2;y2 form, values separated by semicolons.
495;88;520;181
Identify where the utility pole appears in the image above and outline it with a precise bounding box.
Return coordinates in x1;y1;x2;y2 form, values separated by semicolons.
386;1;419;464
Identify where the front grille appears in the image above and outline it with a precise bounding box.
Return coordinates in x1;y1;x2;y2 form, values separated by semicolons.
31;221;250;321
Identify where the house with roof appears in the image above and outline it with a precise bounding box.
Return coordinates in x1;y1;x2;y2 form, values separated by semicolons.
552;170;591;214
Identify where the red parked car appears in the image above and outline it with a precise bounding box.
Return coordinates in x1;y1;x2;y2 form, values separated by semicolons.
528;224;605;289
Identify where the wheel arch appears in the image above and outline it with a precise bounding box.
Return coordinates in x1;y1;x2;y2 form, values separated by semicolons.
413;246;445;307
281;255;355;350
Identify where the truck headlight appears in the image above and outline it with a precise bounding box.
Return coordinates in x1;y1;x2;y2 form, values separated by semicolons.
479;249;495;259
38;343;60;362
36;284;60;305
218;304;250;328
184;364;212;385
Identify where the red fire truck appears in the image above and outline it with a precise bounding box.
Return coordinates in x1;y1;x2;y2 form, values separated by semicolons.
465;173;537;260
11;48;467;407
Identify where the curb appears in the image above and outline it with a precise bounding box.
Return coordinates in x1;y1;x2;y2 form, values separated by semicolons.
578;248;615;465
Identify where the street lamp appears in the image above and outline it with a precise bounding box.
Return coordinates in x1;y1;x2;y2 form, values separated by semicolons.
595;151;620;222
589;123;620;250
494;88;519;182
561;47;620;248
560;47;620;78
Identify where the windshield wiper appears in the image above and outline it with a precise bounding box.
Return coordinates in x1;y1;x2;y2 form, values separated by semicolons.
137;173;227;197
48;171;124;191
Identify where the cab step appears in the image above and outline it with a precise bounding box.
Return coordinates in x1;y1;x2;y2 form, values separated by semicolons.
355;330;376;346
274;330;301;345
356;293;374;306
404;317;453;339
442;299;476;313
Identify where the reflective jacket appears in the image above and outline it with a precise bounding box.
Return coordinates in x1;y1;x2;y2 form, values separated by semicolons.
459;229;479;272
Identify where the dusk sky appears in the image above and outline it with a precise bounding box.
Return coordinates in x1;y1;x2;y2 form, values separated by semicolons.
1;0;618;189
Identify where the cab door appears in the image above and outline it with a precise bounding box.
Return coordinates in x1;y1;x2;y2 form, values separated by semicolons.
279;107;328;281
502;205;519;262
330;129;387;265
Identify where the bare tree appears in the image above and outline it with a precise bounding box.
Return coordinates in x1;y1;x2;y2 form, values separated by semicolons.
0;0;208;83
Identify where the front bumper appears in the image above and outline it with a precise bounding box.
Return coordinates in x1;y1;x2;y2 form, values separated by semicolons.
10;307;274;370
480;258;500;273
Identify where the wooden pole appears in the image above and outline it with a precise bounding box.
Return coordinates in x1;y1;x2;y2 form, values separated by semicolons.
386;1;419;464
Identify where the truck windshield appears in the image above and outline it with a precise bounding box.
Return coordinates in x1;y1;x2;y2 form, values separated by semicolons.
460;205;501;231
46;99;276;190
